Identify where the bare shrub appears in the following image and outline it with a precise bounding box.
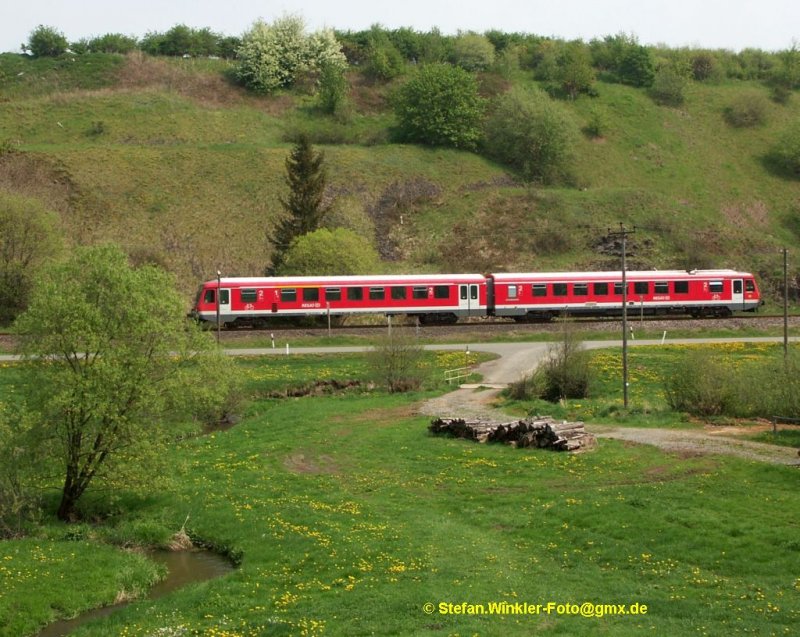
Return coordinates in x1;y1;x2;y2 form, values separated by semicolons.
368;329;425;393
534;324;593;402
723;92;769;128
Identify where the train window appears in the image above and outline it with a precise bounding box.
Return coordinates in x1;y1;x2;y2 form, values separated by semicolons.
745;280;755;292
593;283;609;295
347;287;363;301
733;280;743;294
634;282;649;295
574;283;588;296
412;286;428;299
655;281;669;294
553;283;568;296
203;289;215;304
461;286;468;300
391;286;407;300
241;289;257;303
613;282;625;295
303;288;319;302
369;287;385;300
709;281;723;293
532;284;547;297
434;285;450;299
674;281;689;294
508;285;518;298
280;288;296;302
471;285;478;300
325;287;341;301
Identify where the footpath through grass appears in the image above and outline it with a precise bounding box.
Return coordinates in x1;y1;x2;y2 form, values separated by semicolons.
1;353;799;636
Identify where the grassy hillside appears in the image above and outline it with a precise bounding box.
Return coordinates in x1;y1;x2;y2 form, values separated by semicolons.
1;52;798;300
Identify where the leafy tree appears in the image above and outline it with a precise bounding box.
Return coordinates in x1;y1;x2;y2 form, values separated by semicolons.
619;44;656;87
317;58;350;116
277;228;380;275
14;245;235;521
25;25;69;58
0;192;62;325
236;15;346;93
270;136;329;272
768;45;800;103
363;26;406;82
393;63;486;150
557;40;596;99
483;86;580;184
450;32;495;71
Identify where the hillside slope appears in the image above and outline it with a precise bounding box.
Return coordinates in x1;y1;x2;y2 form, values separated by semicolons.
0;53;798;299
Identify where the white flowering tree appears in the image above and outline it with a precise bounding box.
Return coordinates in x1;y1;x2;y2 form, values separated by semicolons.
236;15;347;93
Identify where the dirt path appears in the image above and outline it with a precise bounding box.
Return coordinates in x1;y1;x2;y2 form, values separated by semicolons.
419;343;800;467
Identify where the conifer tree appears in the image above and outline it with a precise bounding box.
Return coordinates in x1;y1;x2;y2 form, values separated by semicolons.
269;135;329;273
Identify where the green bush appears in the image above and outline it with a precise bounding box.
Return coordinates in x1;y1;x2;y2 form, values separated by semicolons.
86;33;138;54
276;228;380;276
392;63;485;150
664;350;739;416
25;25;68;58
665;348;800;418
723;91;769;127
650;63;690;106
483;86;580;184
768;122;800;178
584;105;610;138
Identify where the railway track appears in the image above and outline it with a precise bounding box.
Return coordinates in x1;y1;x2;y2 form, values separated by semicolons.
212;313;800;342
1;314;796;343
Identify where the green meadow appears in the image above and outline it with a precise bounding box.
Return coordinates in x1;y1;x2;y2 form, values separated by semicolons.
1;346;799;636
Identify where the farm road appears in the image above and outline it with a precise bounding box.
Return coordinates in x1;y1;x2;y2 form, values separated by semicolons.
417;337;800;467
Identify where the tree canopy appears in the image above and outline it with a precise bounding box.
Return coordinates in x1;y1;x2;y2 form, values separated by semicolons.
14;244;235;521
392;63;486;150
277;228;380;276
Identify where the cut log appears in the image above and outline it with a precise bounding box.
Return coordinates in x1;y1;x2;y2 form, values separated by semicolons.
429;415;595;452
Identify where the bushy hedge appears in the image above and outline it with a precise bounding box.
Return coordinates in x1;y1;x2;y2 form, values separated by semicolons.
664;349;800;418
483;87;580;184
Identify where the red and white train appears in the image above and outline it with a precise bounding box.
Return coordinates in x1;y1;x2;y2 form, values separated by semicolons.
190;269;762;328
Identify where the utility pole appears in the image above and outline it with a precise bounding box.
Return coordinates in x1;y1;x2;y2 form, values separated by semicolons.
608;224;635;409
216;269;222;346
784;248;789;360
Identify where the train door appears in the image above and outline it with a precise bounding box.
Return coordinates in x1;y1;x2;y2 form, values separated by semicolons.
218;287;231;323
459;284;480;316
732;279;744;309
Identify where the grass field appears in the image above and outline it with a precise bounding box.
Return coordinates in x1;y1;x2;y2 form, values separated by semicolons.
1;348;799;636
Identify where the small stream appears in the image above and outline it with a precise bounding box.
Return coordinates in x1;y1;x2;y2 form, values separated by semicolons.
36;548;235;637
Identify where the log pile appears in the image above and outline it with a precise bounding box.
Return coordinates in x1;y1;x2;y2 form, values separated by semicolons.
429;416;595;452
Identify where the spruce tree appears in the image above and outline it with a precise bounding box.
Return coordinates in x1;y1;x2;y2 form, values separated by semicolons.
269;135;328;273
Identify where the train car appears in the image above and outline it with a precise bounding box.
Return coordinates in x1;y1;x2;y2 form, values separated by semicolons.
191;273;488;327
489;269;761;321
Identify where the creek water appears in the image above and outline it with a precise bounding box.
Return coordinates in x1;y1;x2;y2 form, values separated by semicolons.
36;548;234;637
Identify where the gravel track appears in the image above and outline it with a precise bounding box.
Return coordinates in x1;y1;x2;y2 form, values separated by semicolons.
418;340;800;467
